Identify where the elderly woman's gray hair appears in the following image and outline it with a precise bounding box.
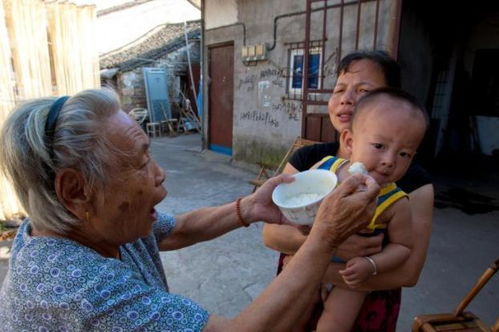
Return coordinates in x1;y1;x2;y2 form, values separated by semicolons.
0;88;122;233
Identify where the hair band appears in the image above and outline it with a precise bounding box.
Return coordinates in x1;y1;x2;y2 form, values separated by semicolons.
45;96;69;161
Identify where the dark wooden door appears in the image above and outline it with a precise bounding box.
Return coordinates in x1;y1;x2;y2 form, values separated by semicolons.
208;44;234;155
305;114;337;142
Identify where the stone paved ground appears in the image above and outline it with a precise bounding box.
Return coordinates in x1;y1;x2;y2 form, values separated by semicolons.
152;134;278;318
153;134;498;329
1;133;497;329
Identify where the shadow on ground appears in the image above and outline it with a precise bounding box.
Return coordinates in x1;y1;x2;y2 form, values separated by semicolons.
435;186;499;214
430;154;499;214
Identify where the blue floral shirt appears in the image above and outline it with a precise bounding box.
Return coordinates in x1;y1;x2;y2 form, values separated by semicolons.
0;213;209;331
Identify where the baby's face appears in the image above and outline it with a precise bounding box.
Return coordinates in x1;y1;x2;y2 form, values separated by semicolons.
347;99;425;186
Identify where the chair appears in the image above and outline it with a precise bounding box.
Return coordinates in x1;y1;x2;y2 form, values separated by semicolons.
146;122;161;137
412;258;498;332
160;119;178;136
129;108;149;126
249;136;319;192
180;100;201;133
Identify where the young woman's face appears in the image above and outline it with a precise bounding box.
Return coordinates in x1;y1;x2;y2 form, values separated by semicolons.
328;59;387;133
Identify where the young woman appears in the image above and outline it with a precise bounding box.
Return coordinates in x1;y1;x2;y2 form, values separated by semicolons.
263;50;434;331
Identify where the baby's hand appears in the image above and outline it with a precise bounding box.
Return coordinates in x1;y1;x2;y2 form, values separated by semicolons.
339;256;373;288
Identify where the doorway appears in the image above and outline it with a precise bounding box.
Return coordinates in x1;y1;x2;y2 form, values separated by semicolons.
208;43;234;155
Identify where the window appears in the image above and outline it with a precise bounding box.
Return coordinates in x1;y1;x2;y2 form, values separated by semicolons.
289;47;322;96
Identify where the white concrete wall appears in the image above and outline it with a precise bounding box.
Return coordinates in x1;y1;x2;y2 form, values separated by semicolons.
97;0;200;55
205;0;237;29
72;0;129;11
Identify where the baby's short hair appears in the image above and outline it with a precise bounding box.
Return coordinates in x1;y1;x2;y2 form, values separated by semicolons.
353;87;429;130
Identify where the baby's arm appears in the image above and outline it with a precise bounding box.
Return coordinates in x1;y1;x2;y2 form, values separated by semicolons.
365;198;413;274
339;256;375;288
340;198;413;288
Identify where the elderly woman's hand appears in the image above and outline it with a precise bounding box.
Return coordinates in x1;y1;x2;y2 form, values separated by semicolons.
242;174;294;225
310;174;379;251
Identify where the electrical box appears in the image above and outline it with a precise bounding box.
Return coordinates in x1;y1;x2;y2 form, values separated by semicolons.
241;43;267;65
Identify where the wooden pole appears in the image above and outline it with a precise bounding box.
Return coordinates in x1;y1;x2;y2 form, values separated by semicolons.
0;0;23;221
183;22;198;114
0;0;99;221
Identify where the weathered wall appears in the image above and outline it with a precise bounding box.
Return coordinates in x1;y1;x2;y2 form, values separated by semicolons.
205;0;237;29
118;41;200;112
204;0;398;166
119;70;147;111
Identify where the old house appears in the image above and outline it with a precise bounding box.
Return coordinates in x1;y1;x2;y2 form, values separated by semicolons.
202;0;499;173
100;21;201;120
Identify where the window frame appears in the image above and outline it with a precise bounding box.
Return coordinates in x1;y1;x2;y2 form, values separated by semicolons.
288;47;323;96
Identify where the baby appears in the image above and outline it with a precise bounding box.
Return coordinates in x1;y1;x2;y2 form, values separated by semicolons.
313;87;428;331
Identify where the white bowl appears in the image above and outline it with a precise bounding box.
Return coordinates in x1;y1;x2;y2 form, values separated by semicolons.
272;169;338;225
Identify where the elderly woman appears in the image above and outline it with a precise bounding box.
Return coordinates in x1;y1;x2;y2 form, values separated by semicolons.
0;88;379;331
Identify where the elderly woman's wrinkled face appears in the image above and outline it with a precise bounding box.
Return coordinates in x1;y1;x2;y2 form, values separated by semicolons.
89;110;166;245
328;59;387;133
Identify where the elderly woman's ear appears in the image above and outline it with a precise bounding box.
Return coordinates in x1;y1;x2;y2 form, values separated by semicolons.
55;168;91;221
